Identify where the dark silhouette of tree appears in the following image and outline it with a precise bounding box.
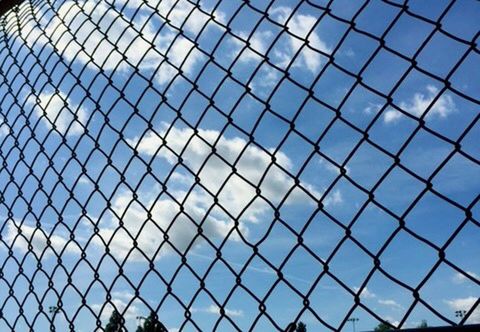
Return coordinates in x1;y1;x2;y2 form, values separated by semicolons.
136;312;168;332
296;321;307;332
285;321;307;332
105;310;125;332
285;322;296;332
417;319;428;328
374;321;392;331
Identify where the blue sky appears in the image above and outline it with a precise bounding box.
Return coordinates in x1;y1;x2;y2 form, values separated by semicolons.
0;0;479;331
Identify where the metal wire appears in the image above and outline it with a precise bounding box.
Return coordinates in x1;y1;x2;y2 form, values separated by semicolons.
0;0;479;331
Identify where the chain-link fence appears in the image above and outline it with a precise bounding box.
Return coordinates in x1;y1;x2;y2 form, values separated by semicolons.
0;0;479;331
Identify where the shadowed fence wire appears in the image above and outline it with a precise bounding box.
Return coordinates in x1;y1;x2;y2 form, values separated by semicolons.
0;0;479;331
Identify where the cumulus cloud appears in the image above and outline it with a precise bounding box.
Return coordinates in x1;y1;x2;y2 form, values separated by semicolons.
445;296;480;323
129;0;218;36
269;6;331;73
95;188;241;262
89;123;338;262
384;85;457;124
15;0;211;86
29;91;88;136
231;30;275;63
4;221;79;257
117;0;219;35
192;304;243;317
24;1;154;71
128;124;322;219
231;6;330;74
383;109;403;124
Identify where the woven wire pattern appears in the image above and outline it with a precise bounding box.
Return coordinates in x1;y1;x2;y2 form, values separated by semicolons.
0;0;479;331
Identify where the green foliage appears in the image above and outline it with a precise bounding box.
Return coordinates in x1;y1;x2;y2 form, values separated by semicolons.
417;319;428;328
296;321;307;332
105;310;124;332
374;321;392;332
136;312;168;332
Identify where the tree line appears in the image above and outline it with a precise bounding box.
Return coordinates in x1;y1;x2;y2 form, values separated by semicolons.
104;310;308;332
105;310;167;332
105;309;430;331
374;319;429;331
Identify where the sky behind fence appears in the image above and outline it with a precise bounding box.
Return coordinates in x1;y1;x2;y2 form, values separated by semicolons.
0;0;479;331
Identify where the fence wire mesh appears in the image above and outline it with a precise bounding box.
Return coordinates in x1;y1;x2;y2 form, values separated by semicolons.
0;0;479;331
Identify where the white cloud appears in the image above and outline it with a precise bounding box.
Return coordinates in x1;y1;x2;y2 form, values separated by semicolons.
378;299;404;310
353;286;376;299
169;171;195;186
95;188;241;262
41;2;154;71
30;91;88;136
78;175;92;185
445;296;480;323
0;117;9;137
285;15;331;72
4;221;79;257
119;0;218;36
153;0;214;36
231;6;330;74
383;109;403;124
232;30;274;63
384;85;457;124
91;297;142;322
192;304;243;317
453;271;480;284
128;124;323;220
15;1;208;86
269;6;331;73
90;123;338;262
